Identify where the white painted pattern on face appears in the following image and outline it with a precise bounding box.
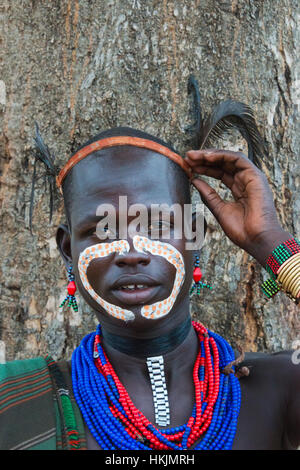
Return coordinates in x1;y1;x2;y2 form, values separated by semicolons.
78;236;185;322
78;239;134;321
133;236;185;319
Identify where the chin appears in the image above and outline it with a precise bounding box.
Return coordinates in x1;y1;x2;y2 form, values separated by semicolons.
118;313;169;336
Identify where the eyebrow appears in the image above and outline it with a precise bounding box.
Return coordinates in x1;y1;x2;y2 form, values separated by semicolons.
75;214;106;228
74;202;179;230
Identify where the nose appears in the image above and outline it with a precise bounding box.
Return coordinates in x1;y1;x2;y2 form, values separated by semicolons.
115;239;151;268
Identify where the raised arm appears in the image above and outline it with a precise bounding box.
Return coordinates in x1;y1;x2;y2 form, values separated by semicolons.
185;148;294;267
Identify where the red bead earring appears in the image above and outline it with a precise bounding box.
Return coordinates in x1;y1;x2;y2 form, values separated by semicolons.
59;265;78;312
190;254;212;296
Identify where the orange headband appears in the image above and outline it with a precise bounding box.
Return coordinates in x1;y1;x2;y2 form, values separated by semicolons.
56;136;192;192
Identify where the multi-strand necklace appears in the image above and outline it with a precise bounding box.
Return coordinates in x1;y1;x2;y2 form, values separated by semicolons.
71;321;241;450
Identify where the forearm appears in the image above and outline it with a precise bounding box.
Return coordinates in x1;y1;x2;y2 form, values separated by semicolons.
247;228;300;304
246;228;295;267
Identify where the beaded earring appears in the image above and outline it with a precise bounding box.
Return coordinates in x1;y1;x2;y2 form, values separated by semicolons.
59;265;78;312
190;254;212;295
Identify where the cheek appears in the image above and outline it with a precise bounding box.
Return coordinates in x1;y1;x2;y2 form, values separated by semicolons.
133;236;186;286
160;239;193;283
158;259;177;278
163;243;194;298
85;258;111;291
76;239;130;291
133;236;186;320
72;254;101;294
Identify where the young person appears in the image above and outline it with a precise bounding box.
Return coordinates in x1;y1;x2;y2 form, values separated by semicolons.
0;122;299;450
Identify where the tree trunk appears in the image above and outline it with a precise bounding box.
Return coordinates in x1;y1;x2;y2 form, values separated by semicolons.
0;0;299;362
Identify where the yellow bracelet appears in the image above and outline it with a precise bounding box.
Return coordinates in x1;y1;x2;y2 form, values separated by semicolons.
277;253;300;274
262;238;300;303
281;266;300;292
275;256;300;303
289;277;300;298
277;258;300;285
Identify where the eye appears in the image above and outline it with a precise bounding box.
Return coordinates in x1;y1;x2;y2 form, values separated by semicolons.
94;224;117;240
148;220;172;238
85;227;98;237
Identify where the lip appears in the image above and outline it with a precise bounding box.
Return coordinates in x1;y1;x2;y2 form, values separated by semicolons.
112;286;160;305
110;274;160;306
111;274;160;290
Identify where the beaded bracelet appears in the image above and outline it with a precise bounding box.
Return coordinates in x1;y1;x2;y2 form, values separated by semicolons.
261;238;300;303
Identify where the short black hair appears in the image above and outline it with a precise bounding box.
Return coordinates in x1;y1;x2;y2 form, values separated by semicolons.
75;126;179;154
62;126;192;227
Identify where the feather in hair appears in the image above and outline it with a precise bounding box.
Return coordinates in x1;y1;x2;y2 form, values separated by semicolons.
29;123;58;233
198;100;266;168
185;74;203;148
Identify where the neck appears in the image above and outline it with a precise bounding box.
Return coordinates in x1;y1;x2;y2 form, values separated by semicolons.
101;316;192;358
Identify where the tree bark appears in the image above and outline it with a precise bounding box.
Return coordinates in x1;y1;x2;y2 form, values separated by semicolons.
0;0;299;362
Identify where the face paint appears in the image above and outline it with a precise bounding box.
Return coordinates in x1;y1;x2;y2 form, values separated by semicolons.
78;239;135;321
133;236;185;319
78;236;185;321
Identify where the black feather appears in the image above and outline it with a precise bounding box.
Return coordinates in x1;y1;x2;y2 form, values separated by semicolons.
185;74;203;148
29;123;58;233
33;122;57;172
29;158;37;234
198;100;266;168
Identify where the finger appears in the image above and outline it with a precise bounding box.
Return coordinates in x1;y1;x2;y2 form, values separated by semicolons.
186;150;244;173
191;177;226;220
191;165;234;187
186;149;257;174
188;164;245;200
188;158;263;196
186;150;262;197
186;148;247;162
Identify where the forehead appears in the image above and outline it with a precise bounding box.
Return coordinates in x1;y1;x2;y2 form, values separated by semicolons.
65;146;185;222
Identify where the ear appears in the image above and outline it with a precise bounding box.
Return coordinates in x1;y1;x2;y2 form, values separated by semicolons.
56;223;72;268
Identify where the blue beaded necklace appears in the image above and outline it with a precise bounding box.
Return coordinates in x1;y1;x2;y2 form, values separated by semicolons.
71;322;241;450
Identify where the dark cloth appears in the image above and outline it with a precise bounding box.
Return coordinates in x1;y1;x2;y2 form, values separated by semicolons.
0;357;87;450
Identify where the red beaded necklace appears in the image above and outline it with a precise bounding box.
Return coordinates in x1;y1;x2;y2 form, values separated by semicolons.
93;321;220;449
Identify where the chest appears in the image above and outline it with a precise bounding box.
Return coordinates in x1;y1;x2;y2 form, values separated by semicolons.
83;373;286;450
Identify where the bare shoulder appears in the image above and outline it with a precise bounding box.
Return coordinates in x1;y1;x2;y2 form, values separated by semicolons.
243;348;299;365
239;349;300;392
239;349;300;449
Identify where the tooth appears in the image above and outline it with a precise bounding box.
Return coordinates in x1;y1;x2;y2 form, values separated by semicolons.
120;284;148;290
